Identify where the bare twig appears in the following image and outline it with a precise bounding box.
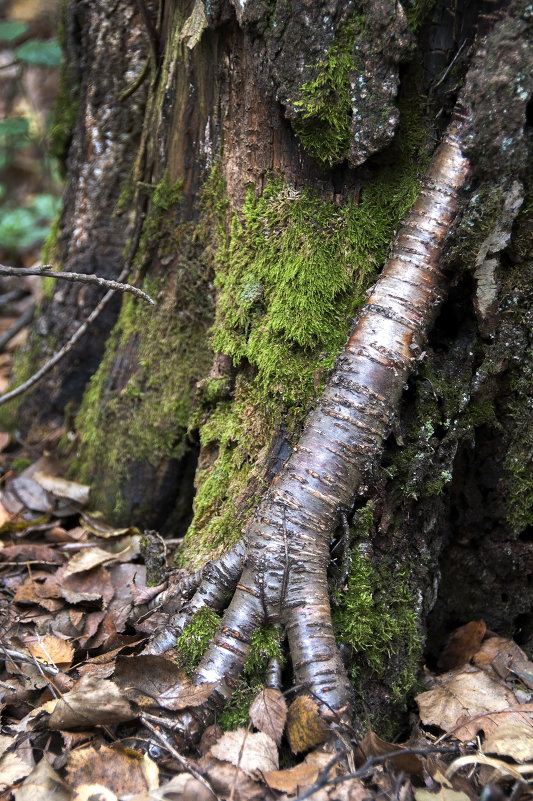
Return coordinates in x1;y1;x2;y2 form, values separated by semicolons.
294;744;467;801
0;264;155;304
0;304;34;351
0;268;126;408
140;715;220;801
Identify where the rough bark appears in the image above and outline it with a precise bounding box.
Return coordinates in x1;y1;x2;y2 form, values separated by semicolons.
5;0;533;739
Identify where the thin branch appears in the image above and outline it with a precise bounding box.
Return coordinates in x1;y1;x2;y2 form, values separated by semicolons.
0;268;127;408
0;264;155;304
0;304;34;351
140;715;220;801
294;744;468;801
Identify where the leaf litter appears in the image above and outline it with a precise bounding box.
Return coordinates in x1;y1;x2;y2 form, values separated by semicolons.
0;448;532;800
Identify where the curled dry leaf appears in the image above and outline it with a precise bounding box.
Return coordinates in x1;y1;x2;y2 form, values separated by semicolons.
200;756;270;801
48;676;135;729
210;727;279;775
416;665;518;739
263;748;335;794
473;635;533;690
437;620;487;671
249;688;287;745
482;722;533;762
33;472;90;505
286;695;330;754
27;633;74;668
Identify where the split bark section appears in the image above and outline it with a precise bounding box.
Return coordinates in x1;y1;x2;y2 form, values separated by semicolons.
149;107;471;742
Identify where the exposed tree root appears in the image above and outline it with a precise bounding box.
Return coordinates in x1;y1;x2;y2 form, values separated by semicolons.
137;103;473;746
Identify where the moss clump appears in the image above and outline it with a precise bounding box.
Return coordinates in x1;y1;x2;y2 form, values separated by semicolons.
292;20;359;168
218;626;283;730
48;6;79;171
333;548;421;703
403;0;436;32
175;608;221;674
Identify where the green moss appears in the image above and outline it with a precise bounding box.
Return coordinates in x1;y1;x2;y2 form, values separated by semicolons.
217;625;283;731
175;608;221;674
333;548;421;703
11;457;32;473
181;89;429;567
403;0;437;32
71;173;212;522
292;20;359;168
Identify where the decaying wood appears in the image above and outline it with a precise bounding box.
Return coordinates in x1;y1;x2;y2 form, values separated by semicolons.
161;103;472;744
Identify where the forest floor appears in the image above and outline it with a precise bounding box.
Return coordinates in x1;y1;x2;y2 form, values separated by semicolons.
0;331;532;801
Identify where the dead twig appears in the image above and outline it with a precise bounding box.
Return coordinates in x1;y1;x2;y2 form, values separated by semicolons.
293;744;468;801
140;714;220;801
0;304;35;351
0;267;127;408
0;264;155;304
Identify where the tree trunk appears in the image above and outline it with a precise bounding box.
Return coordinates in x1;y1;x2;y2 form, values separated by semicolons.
5;0;533;737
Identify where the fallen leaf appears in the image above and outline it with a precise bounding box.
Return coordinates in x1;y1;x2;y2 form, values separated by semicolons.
473;635;533;690
33;472;90;505
286;695;330;754
438;621;487;671
482;722;533;762
27;634;74;668
415;789;470;801
263;748;334;793
81;514;140;539
416;665;518;738
10;476;53;513
210;727;278;775
49;677;135;729
66;744;157;795
358;730;424;776
0;751;32;792
63;547;119;576
249;688;287;745
57;565;115;605
2;543;63;565
143;773;213;801
13;757;72;800
200;756;269;801
0;431;10;451
159;678;217;711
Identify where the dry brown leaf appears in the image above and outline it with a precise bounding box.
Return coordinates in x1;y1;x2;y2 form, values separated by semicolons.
33;472;90;505
210;727;278;775
10;476;53;513
81;513;139;539
358;730;424;777
330;776;371;801
113;656;211;710
27;634;74;668
249;688;287;745
49;676;135;729
145;773;214;801
0;498;12;527
200;756;270;801
416;665;517;739
0;751;32;792
0;431;10;452
438;621;487;671
3;543;63;565
415;789;470;801
286;695;329;754
66;744;157;795
473;635;533;690
63;547;119;575
13;757;72;800
262;748;333;793
482;722;533;762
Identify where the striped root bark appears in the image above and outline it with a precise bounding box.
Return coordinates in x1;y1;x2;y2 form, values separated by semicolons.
146;106;472;745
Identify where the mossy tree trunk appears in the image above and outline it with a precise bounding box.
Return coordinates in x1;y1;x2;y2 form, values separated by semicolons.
8;0;533;735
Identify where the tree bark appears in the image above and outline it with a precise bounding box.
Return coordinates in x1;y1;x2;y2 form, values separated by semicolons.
5;0;533;737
